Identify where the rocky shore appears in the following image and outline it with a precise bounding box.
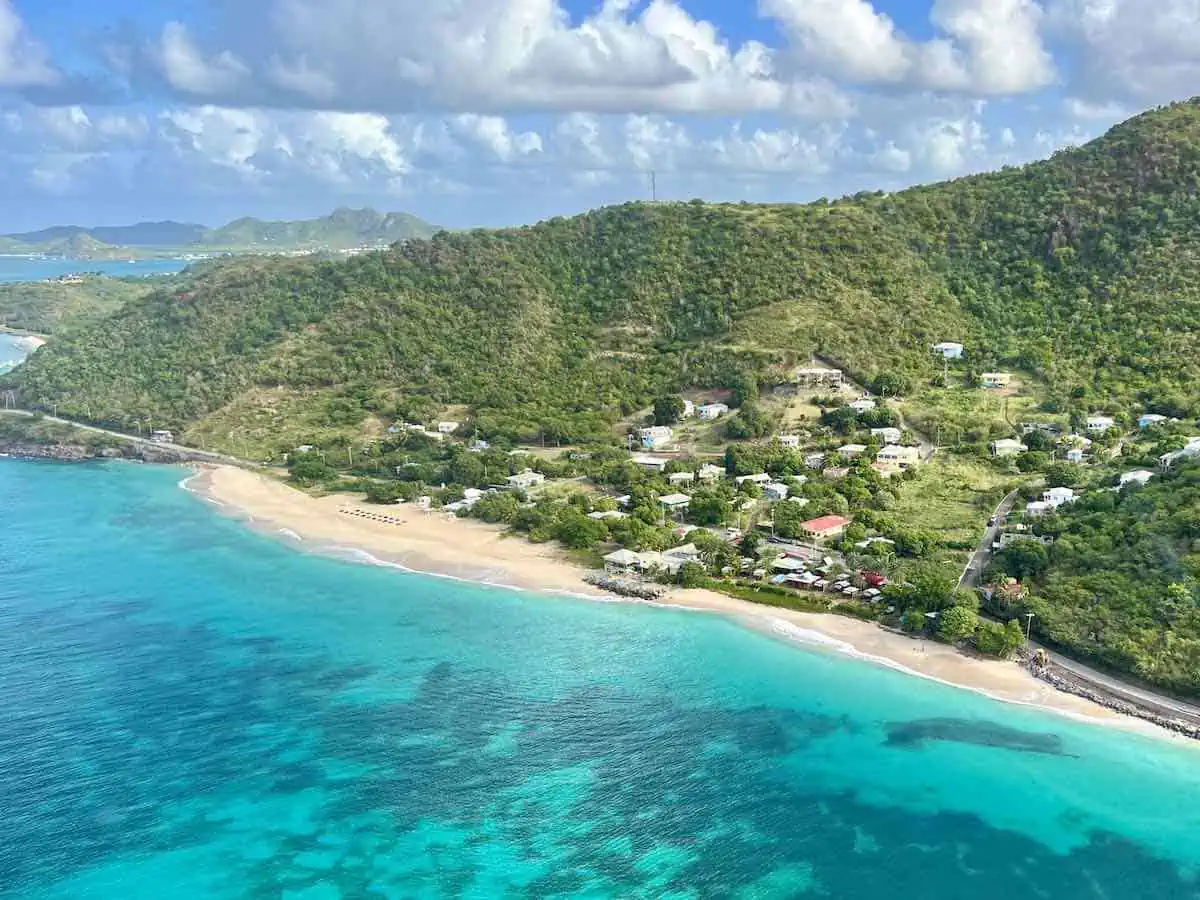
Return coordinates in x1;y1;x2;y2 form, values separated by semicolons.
1031;660;1200;741
0;438;208;466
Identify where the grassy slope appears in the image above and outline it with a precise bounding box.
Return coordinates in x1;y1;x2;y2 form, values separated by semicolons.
0;277;165;334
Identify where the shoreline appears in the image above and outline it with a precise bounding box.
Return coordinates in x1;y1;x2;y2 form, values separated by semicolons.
189;465;1177;741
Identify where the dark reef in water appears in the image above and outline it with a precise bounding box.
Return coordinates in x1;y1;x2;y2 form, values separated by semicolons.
885;718;1070;756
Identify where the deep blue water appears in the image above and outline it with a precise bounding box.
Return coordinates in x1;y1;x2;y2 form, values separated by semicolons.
0;257;188;283
2;459;1200;899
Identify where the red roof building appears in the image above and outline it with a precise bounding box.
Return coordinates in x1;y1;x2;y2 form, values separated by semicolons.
801;515;852;541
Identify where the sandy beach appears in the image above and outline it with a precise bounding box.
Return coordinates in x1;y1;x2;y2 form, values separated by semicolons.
192;465;1165;736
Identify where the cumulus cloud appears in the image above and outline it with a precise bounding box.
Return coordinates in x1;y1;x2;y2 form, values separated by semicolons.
1047;0;1200;106
0;0;58;89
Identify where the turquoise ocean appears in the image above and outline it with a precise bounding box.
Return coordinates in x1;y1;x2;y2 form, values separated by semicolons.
0;257;188;284
2;458;1200;899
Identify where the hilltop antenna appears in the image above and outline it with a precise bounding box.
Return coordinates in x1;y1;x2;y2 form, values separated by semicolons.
650;170;657;202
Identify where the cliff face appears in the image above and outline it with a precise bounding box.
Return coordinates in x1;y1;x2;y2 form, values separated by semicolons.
0;438;201;465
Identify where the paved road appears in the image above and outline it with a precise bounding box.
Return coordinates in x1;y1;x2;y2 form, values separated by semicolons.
958;489;1020;589
1031;640;1200;724
0;408;256;468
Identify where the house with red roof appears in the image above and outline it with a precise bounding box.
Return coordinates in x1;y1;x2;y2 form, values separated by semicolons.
801;514;852;541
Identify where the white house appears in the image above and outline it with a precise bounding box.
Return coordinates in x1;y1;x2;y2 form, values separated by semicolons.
877;445;921;470
150;430;174;444
469;439;490;452
1065;448;1085;464
658;493;692;516
698;463;726;482
1025;501;1050;518
697;402;729;420
603;548;642;574
735;473;772;486
437;421;460;434
804;452;826;470
1086;416;1116;433
855;536;896;551
640;426;673;450
838;444;868;460
631;454;669;473
981;373;1013;389
668;471;696;486
1139;414;1168;430
588;510;627;521
849;399;877;413
1041;487;1078;508
871;427;902;444
1160;438;1200;470
777;434;801;449
795;367;844;387
507;469;545;491
933;341;964;359
990;438;1026;458
764;482;790;501
1119;470;1156;489
681;399;696;418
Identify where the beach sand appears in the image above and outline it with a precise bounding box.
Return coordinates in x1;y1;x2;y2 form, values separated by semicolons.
192;465;1165;736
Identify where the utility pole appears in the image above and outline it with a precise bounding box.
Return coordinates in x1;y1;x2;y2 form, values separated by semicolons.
650;170;657;202
1025;612;1035;642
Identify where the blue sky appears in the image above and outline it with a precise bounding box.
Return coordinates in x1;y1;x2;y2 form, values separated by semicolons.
0;0;1196;231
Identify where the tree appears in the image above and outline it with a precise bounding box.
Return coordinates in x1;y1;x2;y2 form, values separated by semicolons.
290;453;332;484
653;394;687;426
901;609;929;634
473;491;519;524
365;482;403;504
772;500;807;539
552;507;609;549
993;539;1049;580
976;619;1026;658
678;561;709;588
689;489;732;526
740;531;761;558
937;605;979;643
873;372;912;397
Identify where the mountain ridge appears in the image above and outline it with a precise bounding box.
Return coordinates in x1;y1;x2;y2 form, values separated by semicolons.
0;207;440;257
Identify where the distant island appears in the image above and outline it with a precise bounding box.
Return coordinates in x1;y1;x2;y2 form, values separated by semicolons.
0;207;440;260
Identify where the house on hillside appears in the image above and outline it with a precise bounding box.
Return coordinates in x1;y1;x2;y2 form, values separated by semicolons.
777;434;801;449
150;430;174;444
805;452;826;470
981;373;1013;389
877;445;920;470
697;402;729;420
735;473;772;486
1119;470;1155;489
668;471;696;486
698;463;726;482
764;482;790;501
1160;438;1200;470
849;399;876;413
681;400;696;418
838;444;867;460
631;454;669;473
437;421;460;434
824;466;850;480
658;494;692;517
871;427;901;444
640;426;673;450
1086;415;1116;433
795;367;844;387
1042;487;1077;508
989;438;1026;458
1065;447;1085;464
468;439;490;452
801;515;852;541
933;341;964;359
1139;413;1169;430
507;469;545;491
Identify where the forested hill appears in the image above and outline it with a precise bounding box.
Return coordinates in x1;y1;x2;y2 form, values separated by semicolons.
9;99;1200;452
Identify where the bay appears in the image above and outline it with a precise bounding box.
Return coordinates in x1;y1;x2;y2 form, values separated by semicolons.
0;257;189;284
1;458;1198;899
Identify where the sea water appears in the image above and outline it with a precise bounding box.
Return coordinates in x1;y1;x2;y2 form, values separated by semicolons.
0;333;37;373
0;257;188;284
2;458;1199;899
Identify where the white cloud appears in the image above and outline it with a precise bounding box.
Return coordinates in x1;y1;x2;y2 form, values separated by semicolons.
451;115;543;163
763;0;1054;95
1047;0;1200;106
156;22;250;96
0;0;58;88
709;125;832;174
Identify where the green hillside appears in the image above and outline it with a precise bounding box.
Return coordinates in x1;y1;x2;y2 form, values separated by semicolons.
9;99;1200;449
199;207;438;249
0;276;172;335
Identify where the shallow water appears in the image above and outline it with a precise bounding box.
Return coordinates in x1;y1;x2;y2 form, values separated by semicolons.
2;458;1199;899
0;257;187;283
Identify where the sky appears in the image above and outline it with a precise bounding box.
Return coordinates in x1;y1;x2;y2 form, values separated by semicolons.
0;0;1197;231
